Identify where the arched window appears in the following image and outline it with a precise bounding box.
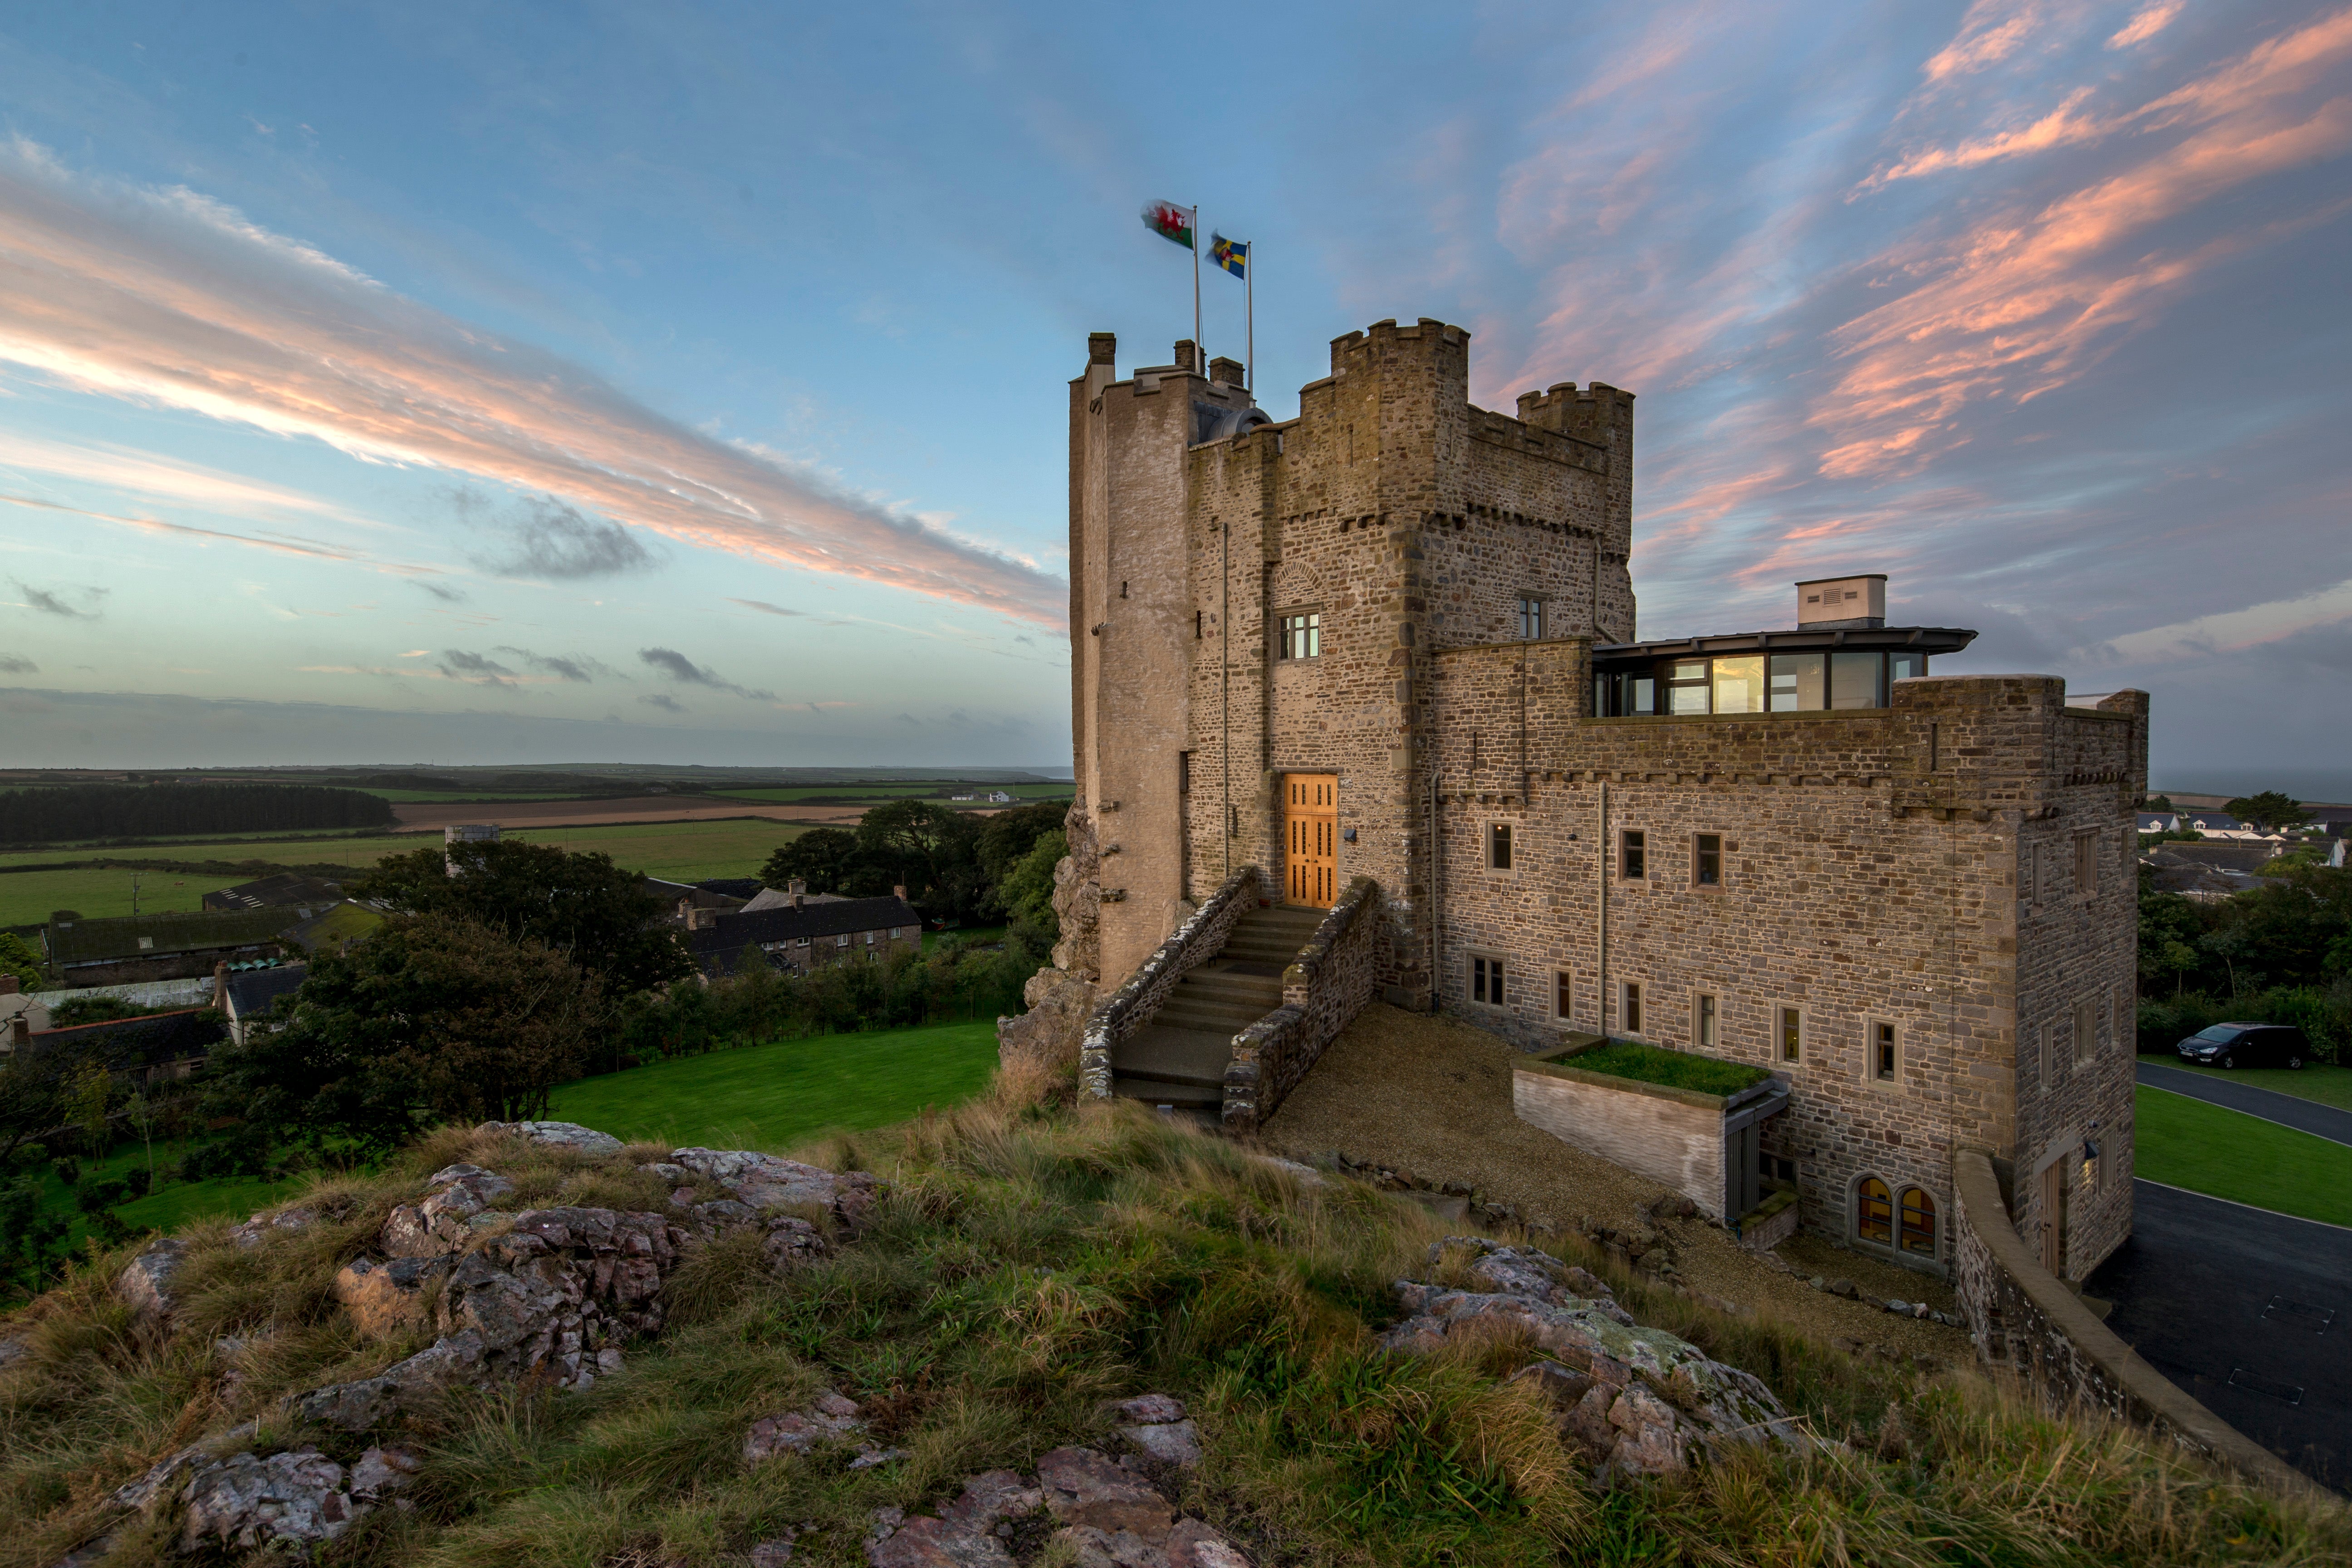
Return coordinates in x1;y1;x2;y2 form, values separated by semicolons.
1857;1177;1892;1245
1899;1187;1937;1256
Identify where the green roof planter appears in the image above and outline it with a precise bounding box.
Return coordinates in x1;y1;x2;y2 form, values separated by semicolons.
1514;1036;1788;1222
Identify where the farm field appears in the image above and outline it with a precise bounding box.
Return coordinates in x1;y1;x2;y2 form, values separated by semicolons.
0;818;814;927
2132;1084;2352;1226
356;788;597;804
0;824;392;859
545;1019;1000;1151
709;781;1072;804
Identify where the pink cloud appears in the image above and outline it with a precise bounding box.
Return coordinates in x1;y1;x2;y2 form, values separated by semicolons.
0;143;1067;630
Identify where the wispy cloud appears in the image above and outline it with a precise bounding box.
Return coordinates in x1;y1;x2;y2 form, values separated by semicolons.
0;653;35;674
727;598;804;617
0;430;363;521
13;581;107;619
638;646;775;702
640;692;686;713
466;492;656;580
0;142;1067;627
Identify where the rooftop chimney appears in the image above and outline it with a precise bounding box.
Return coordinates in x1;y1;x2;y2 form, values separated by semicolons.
686;906;717;932
789;877;807;910
1208;355;1246;387
1173;339;1198;373
212;960;228;1010
893;884;908;902
1795;574;1887;630
7;1015;26;1049
1088;332;1117;366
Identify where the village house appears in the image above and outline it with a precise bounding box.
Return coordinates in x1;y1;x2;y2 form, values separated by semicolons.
1023;319;2146;1291
683;883;922;979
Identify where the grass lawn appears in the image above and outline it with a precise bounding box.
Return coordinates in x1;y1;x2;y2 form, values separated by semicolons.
2139;1051;2352;1113
2132;1084;2352;1227
26;1135;296;1256
546;1019;1000;1152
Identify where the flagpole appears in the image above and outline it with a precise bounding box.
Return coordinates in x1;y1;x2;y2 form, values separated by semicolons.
1191;206;1203;371
1245;248;1254;392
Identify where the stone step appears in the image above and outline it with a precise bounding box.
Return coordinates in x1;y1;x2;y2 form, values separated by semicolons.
1153;1000;1264;1032
1113;1025;1232;1087
1174;970;1284;1004
1112;1076;1222;1110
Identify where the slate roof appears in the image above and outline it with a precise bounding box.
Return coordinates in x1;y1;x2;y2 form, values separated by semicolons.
224;965;308;1021
46;909;294;966
202;873;345;912
686;895;921;976
697;878;764;900
31;1007;227;1063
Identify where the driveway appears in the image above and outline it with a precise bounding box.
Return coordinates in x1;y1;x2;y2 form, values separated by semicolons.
2091;1180;2351;1494
2136;1060;2352;1146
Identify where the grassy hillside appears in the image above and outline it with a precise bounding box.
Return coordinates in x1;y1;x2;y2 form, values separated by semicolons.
1;1072;2340;1568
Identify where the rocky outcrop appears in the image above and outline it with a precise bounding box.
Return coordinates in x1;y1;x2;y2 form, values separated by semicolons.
1380;1239;1807;1482
476;1120;625;1154
1116;1394;1203;1469
99;1440;416;1558
661;1147;882;1229
382;1163;515;1258
115;1239;186;1336
996;801;1100;1074
744;1389;905;1471
868;1445;1249;1568
332;1254;450;1340
227;1205;315;1251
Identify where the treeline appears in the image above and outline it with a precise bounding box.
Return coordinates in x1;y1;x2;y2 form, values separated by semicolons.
2138;856;2352;1061
0;783;394;844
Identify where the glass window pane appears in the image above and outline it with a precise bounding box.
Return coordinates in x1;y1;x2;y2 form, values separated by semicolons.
1712;655;1764;715
1858;1178;1892;1244
1769;651;1825;711
1669;660;1706;682
1668;682;1710;715
1890;651;1926;684
1831;650;1883;709
1629;676;1654;714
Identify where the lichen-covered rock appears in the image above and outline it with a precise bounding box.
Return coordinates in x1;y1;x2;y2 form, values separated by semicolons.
177;1448;361;1553
476;1120;625;1154
287;1329;488;1431
1383;1239;1805;1479
382;1163;517;1258
228;1205;316;1251
1113;1394;1202;1468
745;1391;866;1462
668;1147;882;1229
432;1206;683;1388
115;1238;186;1335
867;1450;1248;1568
333;1254;451;1340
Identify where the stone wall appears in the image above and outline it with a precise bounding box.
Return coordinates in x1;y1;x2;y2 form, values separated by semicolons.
1950;1150;2313;1496
1426;654;2147;1275
1224;874;1384;1131
1514;1059;1732;1217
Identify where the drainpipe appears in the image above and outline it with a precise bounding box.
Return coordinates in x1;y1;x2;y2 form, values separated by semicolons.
1429;769;1442;1009
1597;781;1609;1037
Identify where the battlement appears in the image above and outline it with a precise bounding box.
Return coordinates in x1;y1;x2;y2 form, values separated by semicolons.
1328;316;1471;375
1515;382;1634;447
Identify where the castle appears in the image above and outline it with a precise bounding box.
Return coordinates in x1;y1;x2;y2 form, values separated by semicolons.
1018;318;2145;1286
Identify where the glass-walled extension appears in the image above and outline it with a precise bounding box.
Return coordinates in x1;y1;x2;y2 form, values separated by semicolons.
1592;627;1971;719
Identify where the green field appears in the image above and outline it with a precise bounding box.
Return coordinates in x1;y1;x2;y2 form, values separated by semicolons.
2140;1052;2352;1113
0;818;814;927
710;782;1071;804
25;1136;297;1258
2132;1084;2352;1226
358;789;597;804
546;1019;1000;1151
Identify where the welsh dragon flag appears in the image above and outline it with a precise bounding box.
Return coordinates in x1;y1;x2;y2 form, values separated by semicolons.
1141;200;1195;249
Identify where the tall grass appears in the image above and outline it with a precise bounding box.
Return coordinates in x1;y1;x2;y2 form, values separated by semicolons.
0;1072;2342;1568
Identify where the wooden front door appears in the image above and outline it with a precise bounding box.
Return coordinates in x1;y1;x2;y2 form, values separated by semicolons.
1284;773;1338;907
2038;1159;2065;1276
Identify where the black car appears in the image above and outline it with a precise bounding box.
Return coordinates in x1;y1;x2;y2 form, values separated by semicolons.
2176;1022;2311;1070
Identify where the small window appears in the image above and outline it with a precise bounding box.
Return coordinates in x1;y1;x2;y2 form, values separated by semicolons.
1622;981;1643;1035
1872;1020;1898;1081
1779;1005;1803;1063
1620;829;1646;879
1178;751;1191;794
2039;1021;2053;1082
1899;1187;1936;1255
1666;659;1710;715
2073;831;2097;893
866;930;877;945
1553;968;1573;1021
1694;992;1718;1051
1470;954;1505;1007
1489;823;1513;871
1279;612;1321;659
1694;833;1722;887
2073;999;2094;1065
1857;1177;1893;1245
837;934;850;947
1516;597;1544;641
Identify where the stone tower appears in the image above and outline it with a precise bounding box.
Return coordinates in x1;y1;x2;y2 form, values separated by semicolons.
1068;318;1635;996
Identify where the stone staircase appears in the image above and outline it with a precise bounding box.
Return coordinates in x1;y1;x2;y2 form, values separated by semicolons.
1109;902;1326;1113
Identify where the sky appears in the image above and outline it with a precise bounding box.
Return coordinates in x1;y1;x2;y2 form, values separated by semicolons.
0;3;2346;790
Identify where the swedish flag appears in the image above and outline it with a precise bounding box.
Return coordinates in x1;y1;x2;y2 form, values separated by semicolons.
1210;232;1248;280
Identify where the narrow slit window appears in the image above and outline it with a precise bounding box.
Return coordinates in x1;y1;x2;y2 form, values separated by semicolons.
1554;969;1573;1020
1694;833;1722;887
1779;1006;1802;1063
1489;823;1513;871
1623;981;1643;1035
2073;831;2097;893
1695;992;1718;1051
1620;829;1646;880
2073;999;2094;1065
1873;1020;1898;1081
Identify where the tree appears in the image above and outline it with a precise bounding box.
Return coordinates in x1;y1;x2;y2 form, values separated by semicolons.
761;828;863;894
2226;792;2308;834
0;931;46;990
352;839;689;995
210;914;604;1161
0;1032;112;1166
999;829;1065;942
977;800;1069;882
856;799;979;899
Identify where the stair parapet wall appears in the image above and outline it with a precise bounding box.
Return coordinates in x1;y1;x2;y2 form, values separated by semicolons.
1225;876;1382;1132
1080;867;1259;1100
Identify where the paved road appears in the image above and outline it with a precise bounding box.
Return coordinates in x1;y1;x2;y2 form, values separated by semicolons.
2136;1060;2352;1146
2091;1180;2350;1494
